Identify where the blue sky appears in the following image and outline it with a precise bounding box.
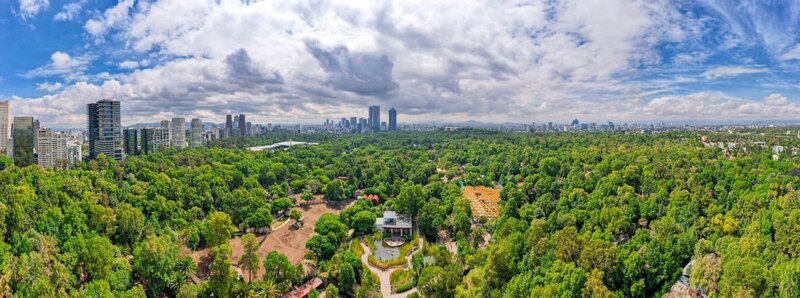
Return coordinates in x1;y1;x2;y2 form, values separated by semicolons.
2;0;800;127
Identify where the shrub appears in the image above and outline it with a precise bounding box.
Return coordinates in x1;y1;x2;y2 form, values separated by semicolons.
368;256;407;270
351;238;365;258
394;282;414;293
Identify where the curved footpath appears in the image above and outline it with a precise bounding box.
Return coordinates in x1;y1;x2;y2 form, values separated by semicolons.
360;237;423;298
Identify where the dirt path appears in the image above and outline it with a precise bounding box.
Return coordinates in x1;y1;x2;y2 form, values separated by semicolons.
191;200;355;280
360;237;422;298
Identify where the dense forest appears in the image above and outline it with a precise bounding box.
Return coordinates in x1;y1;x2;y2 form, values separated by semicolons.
1;129;800;297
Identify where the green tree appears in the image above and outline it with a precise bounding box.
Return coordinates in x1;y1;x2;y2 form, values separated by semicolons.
351;211;377;234
133;235;181;296
209;244;235;297
395;183;425;219
115;203;145;248
302;191;315;203
82;235;115;280
306;235;336;260
325;284;339;298
79;279;113;298
240;233;260;282
290;210;302;222
263;251;296;286
208;211;234;247
325;179;347;201
339;262;355;293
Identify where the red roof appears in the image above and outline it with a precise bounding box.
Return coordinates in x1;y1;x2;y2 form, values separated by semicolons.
282;277;323;298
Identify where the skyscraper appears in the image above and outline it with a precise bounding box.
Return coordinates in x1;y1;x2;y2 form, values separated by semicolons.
87;99;123;161
33;119;40;150
123;128;139;156
239;114;246;137
0;101;9;155
191;118;203;148
388;108;397;131
171;117;186;148
12;117;34;166
37;128;69;169
368;105;380;132
141;128;170;154
160;120;172;146
225;114;233;138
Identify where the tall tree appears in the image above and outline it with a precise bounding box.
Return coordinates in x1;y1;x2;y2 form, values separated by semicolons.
209;244;234;297
207;211;234;247
240;233;260;282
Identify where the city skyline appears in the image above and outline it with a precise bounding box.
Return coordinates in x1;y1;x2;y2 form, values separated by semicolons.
1;1;800;127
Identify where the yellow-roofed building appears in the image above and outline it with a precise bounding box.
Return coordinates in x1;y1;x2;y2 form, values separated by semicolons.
462;186;501;220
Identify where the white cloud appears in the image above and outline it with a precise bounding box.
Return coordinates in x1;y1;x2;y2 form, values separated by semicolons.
54;1;83;21
85;0;135;39
763;93;789;106
780;45;800;60
118;60;140;69
18;0;49;20
702;66;767;79
36;82;63;92
17;0;777;127
23;51;90;81
641;92;800;121
673;52;710;65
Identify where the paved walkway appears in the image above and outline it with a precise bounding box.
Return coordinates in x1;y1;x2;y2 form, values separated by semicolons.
360;237;423;298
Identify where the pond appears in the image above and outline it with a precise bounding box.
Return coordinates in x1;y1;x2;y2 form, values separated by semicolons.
373;239;401;260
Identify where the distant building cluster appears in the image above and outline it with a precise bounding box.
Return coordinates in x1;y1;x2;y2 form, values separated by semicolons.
0;100;83;169
0;99;280;169
322;105;400;133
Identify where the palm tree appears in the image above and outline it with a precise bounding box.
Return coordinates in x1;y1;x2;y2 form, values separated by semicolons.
176;256;198;281
255;280;280;298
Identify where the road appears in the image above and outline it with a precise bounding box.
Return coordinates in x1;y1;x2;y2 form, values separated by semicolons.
360;237;423;298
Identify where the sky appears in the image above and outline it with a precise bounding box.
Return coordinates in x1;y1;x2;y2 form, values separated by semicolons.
1;0;800;128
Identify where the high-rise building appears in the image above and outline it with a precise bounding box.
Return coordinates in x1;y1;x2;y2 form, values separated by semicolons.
350;117;357;130
225;114;233;138
13;117;34;166
141;128;170;154
67;144;81;166
160;120;172;146
238;114;246;137
0;101;9;155
87;99;123;161
37;128;69;169
388;108;397;131
368;105;381;131
171;117;186;148
123;128;139;156
246;121;252;136
33;119;40;150
191;118;203;148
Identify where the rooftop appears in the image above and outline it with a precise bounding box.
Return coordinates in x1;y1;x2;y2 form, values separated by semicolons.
463;186;501;219
247;141;319;151
376;211;412;229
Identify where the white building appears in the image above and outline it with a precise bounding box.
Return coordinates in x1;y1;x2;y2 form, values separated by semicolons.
67;143;82;166
0;101;9;155
37;128;70;169
160;120;172;147
171;117;186;148
191;118;203;148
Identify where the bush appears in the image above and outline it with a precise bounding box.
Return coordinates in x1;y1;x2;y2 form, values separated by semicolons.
390;269;413;286
394;282;414;293
351;238;365;258
368;256;407;270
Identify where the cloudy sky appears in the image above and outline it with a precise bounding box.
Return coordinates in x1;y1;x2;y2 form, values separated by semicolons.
1;0;800;127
